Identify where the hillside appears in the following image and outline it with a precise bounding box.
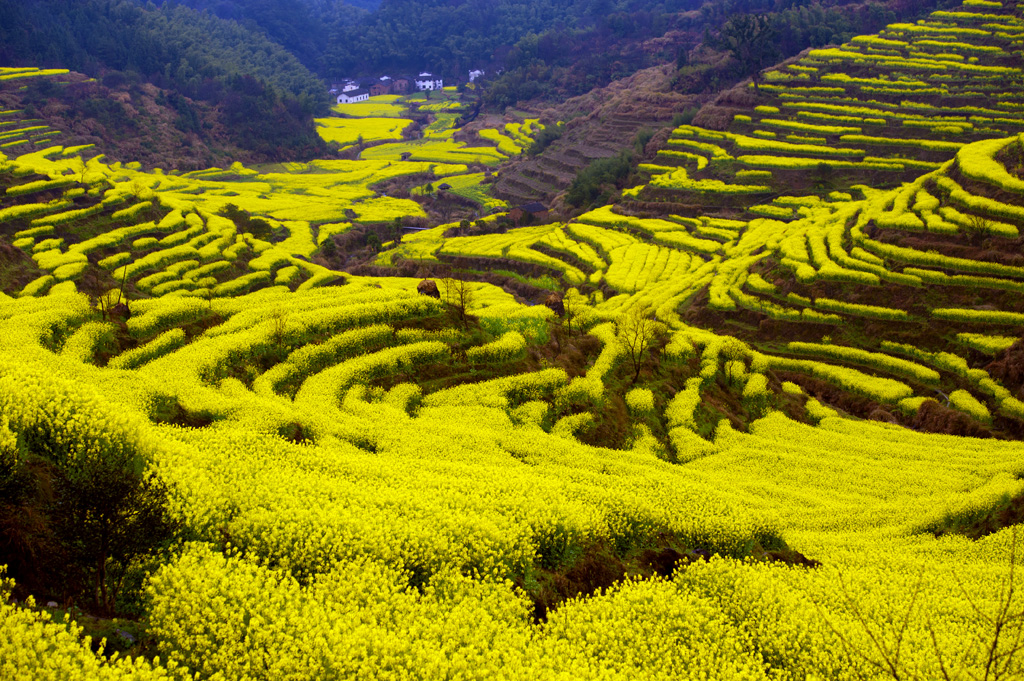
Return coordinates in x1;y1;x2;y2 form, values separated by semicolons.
632;3;1024;214
0;0;332;160
490;0;954;209
0;70;332;171
493;64;703;208
5;2;1024;680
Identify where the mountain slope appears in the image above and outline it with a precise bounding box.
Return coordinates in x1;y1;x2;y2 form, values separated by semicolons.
493;64;704;209
0;0;332;160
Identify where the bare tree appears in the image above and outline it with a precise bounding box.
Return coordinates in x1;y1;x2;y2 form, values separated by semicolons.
934;528;1024;680
966;214;992;247
94;290;115;320
69;157;89;184
271;307;289;349
441;271;473;326
814;528;1024;680
562;289;582;335
615;305;666;384
436;196;456;223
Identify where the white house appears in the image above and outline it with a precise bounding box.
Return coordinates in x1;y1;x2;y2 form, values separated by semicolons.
468;69;484;83
415;72;443;91
337;88;370;104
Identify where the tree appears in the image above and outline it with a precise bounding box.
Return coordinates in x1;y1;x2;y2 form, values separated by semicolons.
716;14;779;92
441;270;473;326
615;305;666;385
566;151;633;208
271;307;289;349
814;528;1024;679
563;288;587;335
69;157;89;184
52;461;177;615
436;196;456;223
19;422;179;615
966;214;992;246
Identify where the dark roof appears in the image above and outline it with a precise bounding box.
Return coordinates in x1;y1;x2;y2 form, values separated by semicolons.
515;202;547;213
340;88;369;98
437;183;452;190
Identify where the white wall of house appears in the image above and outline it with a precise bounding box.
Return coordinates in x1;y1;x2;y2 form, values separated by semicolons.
337;91;369;104
415;72;443;90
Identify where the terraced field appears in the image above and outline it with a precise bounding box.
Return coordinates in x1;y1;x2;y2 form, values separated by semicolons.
491;64;701;207
0;68;73;153
631;2;1024;214
6;5;1024;680
320;91;540;182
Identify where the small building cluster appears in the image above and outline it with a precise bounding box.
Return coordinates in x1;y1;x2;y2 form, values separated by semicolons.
331;72;444;105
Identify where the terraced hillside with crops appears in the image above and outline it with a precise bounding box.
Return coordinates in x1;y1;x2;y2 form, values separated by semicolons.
6;4;1024;680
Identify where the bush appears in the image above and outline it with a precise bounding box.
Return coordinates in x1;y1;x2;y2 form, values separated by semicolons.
625;388;655;416
671;107;699;127
47;446;178;615
566;152;634;208
1;370;179;616
527;122;565;156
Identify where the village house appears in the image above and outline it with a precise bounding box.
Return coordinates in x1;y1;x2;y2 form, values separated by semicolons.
336;88;370;104
415;72;443;91
468;69;484;83
392;76;412;94
330;71;442;99
329;80;358;95
509;202;549;225
369;80;391;97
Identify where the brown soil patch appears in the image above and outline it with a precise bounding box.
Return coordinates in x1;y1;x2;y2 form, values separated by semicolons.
986;338;1024;398
494;64;708;208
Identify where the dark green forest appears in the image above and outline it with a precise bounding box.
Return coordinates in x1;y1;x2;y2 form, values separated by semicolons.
149;0;376;71
0;0;331;156
316;0;702;78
